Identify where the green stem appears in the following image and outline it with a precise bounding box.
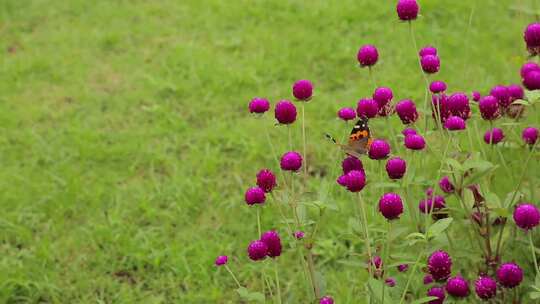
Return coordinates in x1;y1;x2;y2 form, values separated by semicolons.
529;232;539;278
407;21;430;132
382;221;393;304
225;265;242;289
368;66;377;89
301;103;308;180
288;125;293;151
274;261;282;304
306;249;321;299
358;193;373;274
399;250;425;304
256;207;262;237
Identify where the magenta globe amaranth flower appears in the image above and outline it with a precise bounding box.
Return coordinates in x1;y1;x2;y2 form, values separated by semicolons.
345;170;366;192
444;116;466;130
319;296;334;304
260;230;282;258
245;187;266;206
447;92;471;119
369;255;384;278
396;99;419;124
513;203;540;230
385;277;396;287
396;0;419;21
438;176;455;193
472;91;481;102
378;192;404;220
342;155;364;174
368;139;391;160
490;85;511;108
215;255;228;266
430;81;447;94
419;196;446;214
247;240;268;261
398;264;409;272
421;55;440;74
508;84;524;101
523;70;540;90
478;95;500;121
280;151;302;172
373;87;394;106
292;79;313;101
336;174;348;187
357;44;379;67
256;169;276;193
521;62;540;78
428;250;452;281
249;98;270;114
522;127;539;145
424;274;434;285
404;134;425;150
497;262;523;288
427;287;445;304
402;127;417;136
431;94;451;122
338;107;356;121
294;231;305;240
274;100;297;124
386;157;407;179
483;128;504;145
474;276;497;300
446;275;470;298
419;45;437;57
524;22;540;55
357;98;379;118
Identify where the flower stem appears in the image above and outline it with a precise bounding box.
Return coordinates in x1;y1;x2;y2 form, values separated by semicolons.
225;265;242;289
358;193;373;273
301;103;308;181
256;207;262;237
381;221;393;304
529;232;539;277
306;250;321;299
288;125;293;151
399;250;425;304
408;21;430;132
274;260;282;304
368;66;377;89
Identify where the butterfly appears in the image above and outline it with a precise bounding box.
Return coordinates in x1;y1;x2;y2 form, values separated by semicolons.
326;117;373;158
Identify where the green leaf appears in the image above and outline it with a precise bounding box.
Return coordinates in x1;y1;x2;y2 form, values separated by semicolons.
427;218;453;239
530;291;540;300
411;296;439;304
367;277;393;303
511;99;530;106
485;192;501;208
236;287;265;302
445;158;463;172
492;207;509;218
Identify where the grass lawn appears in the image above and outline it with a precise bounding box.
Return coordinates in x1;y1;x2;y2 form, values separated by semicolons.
0;0;539;303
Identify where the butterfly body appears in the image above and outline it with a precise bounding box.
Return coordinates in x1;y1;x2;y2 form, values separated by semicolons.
327;118;373;158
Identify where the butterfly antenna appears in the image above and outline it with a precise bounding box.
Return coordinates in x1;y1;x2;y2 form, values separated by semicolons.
325;133;337;144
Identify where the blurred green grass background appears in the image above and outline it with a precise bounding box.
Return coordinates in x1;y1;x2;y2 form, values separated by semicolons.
0;0;537;303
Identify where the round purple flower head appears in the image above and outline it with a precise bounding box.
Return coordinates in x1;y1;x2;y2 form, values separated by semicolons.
378;192;404;220
508;84;524;101
513;203;540;230
369;255;383;278
342;155;364;174
521;62;540;78
345;170;366;192
396;99;419;124
292;79;313;101
404;134;425;150
336;174;348;187
396;0;419;21
444;116;466;131
524;22;540;55
245;187;266;206
419;195;446;214
474;276;497;300
402;127;417;136
483;128;504;145
294;231;305;240
247;240;268;261
490;85;511;108
280;151;302;172
215;255;228;266
256;169;276;193
427;287;445;304
523;70;540;90
261;230;282;258
421;55;440;74
478;95;500;121
447;92;470;119
424;274;434;285
428;250;452;281
319;296;334;304
398;264;409;272
419;45;437;57
472;91;481;102
446;275;470;298
357;44;379;67
385;277;396;287
368;139;391;160
274;100;297;124
338;107;357;121
249;98;270;114
430;81;447;94
438;176;455;194
357;98;379;118
386;157;407;179
373;87;394;107
497;262;523;288
522;127;539;145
